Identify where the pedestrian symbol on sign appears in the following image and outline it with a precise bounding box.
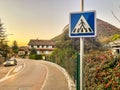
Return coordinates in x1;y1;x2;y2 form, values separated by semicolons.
72;15;93;34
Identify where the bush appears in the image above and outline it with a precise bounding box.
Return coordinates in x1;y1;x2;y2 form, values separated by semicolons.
29;54;42;60
35;55;42;60
47;47;77;80
19;55;26;58
29;54;36;59
84;51;120;90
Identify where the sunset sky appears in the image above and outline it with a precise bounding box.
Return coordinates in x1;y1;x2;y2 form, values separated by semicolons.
0;0;120;46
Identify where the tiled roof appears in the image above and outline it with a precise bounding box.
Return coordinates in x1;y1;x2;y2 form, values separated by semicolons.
28;39;55;46
19;46;29;51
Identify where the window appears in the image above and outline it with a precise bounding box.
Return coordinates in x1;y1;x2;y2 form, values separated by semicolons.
40;46;42;48
44;46;46;48
48;46;52;48
37;45;39;48
116;49;120;54
31;45;33;48
37;51;40;55
45;51;49;54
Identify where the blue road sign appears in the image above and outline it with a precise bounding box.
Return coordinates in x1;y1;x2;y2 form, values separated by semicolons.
69;11;96;37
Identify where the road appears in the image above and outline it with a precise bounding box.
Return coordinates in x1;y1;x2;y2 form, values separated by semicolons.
0;59;69;90
41;61;69;90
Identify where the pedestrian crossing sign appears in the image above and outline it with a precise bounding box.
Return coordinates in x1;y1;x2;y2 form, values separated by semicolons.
69;11;96;37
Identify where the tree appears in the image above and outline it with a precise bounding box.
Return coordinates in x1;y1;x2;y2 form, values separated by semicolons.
111;11;120;23
0;44;10;60
112;34;120;41
29;48;42;59
0;19;11;61
48;36;77;79
12;40;19;55
30;48;37;55
111;5;120;24
0;19;6;43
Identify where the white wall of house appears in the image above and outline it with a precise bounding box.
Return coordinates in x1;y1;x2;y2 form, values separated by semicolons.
39;45;42;48
43;46;46;48
35;50;53;55
111;48;120;55
29;44;54;55
48;46;52;48
37;51;40;55
29;46;31;49
18;51;25;55
29;45;54;49
45;51;49;54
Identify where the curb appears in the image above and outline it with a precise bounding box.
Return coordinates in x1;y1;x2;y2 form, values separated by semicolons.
41;61;76;90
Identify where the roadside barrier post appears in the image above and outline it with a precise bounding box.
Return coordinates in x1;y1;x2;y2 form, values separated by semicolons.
77;53;80;90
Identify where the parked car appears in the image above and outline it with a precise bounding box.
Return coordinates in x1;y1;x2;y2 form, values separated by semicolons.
4;59;17;67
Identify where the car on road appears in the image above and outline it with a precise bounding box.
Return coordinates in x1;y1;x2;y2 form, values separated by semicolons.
4;59;17;67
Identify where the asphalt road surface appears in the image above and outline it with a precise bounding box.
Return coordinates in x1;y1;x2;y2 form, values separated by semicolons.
0;59;69;90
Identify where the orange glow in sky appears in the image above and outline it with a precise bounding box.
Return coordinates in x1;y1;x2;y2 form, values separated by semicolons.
0;0;120;46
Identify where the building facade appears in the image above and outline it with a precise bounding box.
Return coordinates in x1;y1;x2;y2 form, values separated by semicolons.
18;46;29;56
109;39;120;55
28;39;56;55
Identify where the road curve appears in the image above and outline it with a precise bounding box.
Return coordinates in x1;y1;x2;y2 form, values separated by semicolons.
0;59;69;90
0;59;47;90
41;61;69;90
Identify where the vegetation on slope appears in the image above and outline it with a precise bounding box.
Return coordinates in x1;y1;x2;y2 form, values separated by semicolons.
48;29;77;79
84;51;120;90
47;19;120;89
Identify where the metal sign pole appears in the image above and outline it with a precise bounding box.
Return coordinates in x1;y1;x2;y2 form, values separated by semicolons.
69;0;96;89
77;53;80;90
80;38;84;90
80;0;84;90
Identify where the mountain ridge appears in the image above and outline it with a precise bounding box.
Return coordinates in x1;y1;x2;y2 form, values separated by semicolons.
52;19;120;51
53;19;120;41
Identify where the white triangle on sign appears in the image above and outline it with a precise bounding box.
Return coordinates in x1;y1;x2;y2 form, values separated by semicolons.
72;15;93;34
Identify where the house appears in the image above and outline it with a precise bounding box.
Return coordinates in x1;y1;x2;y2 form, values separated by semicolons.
28;39;56;55
109;39;120;55
18;46;29;56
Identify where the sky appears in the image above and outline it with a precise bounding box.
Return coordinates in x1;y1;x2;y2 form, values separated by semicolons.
0;0;120;46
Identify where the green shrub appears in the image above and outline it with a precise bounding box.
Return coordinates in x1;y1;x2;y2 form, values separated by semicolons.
35;55;42;60
19;55;25;58
84;51;120;90
29;54;36;59
29;54;42;60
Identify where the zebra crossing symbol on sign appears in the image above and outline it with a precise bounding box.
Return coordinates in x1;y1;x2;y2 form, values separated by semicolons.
72;15;93;33
69;11;96;37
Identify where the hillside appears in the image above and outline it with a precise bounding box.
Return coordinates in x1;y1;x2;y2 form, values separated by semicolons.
50;19;120;90
97;19;120;42
53;19;120;41
52;19;120;51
